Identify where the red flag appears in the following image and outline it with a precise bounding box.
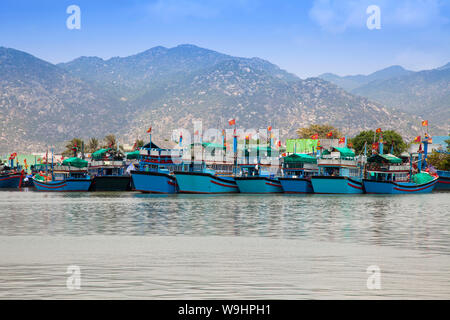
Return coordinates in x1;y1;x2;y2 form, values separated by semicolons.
338;137;345;144
277;140;282;147
228;119;235;126
372;142;379;150
310;134;318;140
147;127;152;133
347;142;353;148
326;131;333;137
267;125;272;132
422;120;428;127
376;128;382;133
413;136;421;143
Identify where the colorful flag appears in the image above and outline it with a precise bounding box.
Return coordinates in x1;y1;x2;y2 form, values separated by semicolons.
422;120;428;127
228;119;235;126
338;137;345;144
376;128;382;133
326;131;333;137
310;133;318;139
147;127;152;133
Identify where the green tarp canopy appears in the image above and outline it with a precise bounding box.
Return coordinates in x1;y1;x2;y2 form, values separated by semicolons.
62;157;88;168
283;153;317;164
91;148;112;160
245;146;277;154
367;153;402;164
286;139;318;154
333;147;355;158
126;150;140;159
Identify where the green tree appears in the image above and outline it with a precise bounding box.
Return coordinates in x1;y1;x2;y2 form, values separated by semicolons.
296;124;342;139
134;139;144;150
350;130;407;156
86;138;99;153
427;151;450;171
62;138;84;157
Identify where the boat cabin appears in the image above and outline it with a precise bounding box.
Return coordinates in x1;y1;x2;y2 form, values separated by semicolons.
318;147;361;178
282;153;318;178
365;153;409;182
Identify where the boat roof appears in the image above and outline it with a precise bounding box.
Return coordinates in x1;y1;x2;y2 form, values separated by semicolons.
367;153;402;164
283;153;317;164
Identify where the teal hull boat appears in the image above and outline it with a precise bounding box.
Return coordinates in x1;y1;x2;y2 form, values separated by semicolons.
175;171;238;194
234;176;283;193
311;176;364;194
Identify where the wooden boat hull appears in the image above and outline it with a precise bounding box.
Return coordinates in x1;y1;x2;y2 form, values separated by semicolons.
0;173;22;188
90;175;131;191
363;178;438;194
234;177;283;193
311;176;363;194
279;177;313;193
33;178;92;192
175;172;238;194
131;171;177;194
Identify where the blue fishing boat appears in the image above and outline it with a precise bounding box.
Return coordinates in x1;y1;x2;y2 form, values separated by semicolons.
279;153;318;193
0;172;23;188
363;151;437;194
33;157;92;192
235;164;283;193
0;156;24;188
436;170;450;190
131;141;182;194
174;140;238;194
88;148;131;191
310;147;364;194
175;166;238;194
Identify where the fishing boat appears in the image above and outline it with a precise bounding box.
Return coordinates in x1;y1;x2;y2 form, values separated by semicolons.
311;147;364;194
131;142;182;194
362;149;437;194
279;153;318;193
88;148;131;191
234;164;282;193
435;170;450;190
32;157;92;192
175;142;238;194
0;156;24;189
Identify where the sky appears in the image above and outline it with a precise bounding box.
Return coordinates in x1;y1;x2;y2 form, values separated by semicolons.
0;0;449;78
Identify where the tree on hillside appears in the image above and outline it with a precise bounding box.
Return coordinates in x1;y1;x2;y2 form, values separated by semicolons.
133;139;144;150
427;134;450;170
296;124;342;139
86;138;99;153
350;130;407;156
62;138;84;157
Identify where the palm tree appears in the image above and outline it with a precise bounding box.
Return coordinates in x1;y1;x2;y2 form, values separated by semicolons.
103;134;117;149
63;138;84;157
87;138;99;153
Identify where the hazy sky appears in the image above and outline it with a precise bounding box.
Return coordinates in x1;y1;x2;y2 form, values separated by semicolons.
0;0;449;78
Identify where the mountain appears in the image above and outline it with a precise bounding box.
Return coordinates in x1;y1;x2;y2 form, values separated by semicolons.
352;65;450;125
0;47;129;153
319;66;413;91
0;45;435;154
319;64;450;126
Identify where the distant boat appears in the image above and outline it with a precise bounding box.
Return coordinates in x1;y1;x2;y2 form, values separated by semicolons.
234;145;282;193
175;142;238;194
435;170;450;190
363;153;437;194
279;153;318;194
311;147;364;194
33;157;92;191
131;143;181;194
88;148;131;191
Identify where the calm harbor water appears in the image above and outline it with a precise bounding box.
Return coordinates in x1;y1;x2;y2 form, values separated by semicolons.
0;190;449;299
